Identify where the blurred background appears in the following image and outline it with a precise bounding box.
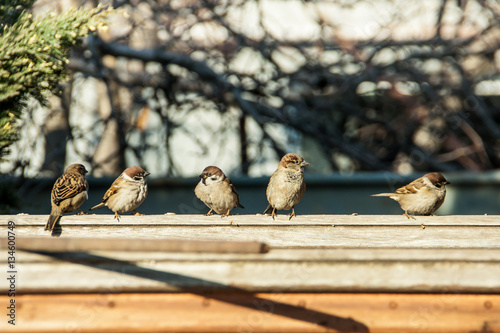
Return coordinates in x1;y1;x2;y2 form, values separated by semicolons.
1;0;499;215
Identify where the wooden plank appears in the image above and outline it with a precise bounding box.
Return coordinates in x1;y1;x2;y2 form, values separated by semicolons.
0;237;269;253
2;215;499;294
1;293;499;332
8;247;500;263
6;224;500;248
3;214;500;226
5;248;500;293
2;215;500;249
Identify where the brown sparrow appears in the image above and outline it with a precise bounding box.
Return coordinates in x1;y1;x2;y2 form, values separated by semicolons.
195;166;244;217
90;166;150;220
372;172;450;219
45;163;89;231
264;153;309;220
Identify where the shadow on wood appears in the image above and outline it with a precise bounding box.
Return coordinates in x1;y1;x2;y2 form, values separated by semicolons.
34;251;369;333
0;237;269;253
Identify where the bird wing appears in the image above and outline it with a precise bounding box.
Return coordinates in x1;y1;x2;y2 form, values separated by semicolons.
102;184;120;203
225;177;244;209
52;173;88;206
394;176;425;195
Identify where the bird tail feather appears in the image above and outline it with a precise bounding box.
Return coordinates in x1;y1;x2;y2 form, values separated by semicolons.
89;203;105;211
45;213;61;231
371;193;393;197
263;204;273;214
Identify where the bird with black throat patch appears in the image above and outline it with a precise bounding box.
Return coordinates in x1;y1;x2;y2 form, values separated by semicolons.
90;166;150;220
195;166;244;217
371;172;450;219
264;153;309;220
45;163;89;232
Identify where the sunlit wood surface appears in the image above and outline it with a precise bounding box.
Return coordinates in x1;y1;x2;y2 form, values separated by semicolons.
1;214;499;332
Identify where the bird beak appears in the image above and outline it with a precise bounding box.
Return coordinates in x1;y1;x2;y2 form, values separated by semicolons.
445;181;451;185
145;172;151;177
199;174;205;179
301;161;310;167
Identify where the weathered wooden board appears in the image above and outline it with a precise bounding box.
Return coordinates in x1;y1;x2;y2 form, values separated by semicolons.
4;213;500;226
1;214;500;293
2;214;500;248
4;248;500;293
0;237;269;253
1;214;499;332
1;293;499;333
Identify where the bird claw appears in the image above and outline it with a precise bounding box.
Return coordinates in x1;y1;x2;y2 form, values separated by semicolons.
271;207;277;220
404;212;416;220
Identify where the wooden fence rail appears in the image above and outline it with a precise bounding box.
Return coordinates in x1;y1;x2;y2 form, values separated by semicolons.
1;214;499;332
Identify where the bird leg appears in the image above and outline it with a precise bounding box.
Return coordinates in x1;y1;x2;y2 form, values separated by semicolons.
404;211;416;220
133;210;144;216
288;207;296;221
114;212;121;221
77;209;88;215
205;209;213;216
221;209;230;218
271;207;277;220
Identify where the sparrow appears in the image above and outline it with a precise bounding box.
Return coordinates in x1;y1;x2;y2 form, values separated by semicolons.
90;166;150;220
371;172;450;219
264;153;309;220
195;166;244;217
45;163;89;231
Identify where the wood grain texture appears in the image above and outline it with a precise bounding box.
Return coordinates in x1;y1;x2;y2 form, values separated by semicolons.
0;293;498;333
2;214;500;248
1;214;500;293
4;248;500;293
0;237;269;253
4;214;500;226
2;214;499;331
